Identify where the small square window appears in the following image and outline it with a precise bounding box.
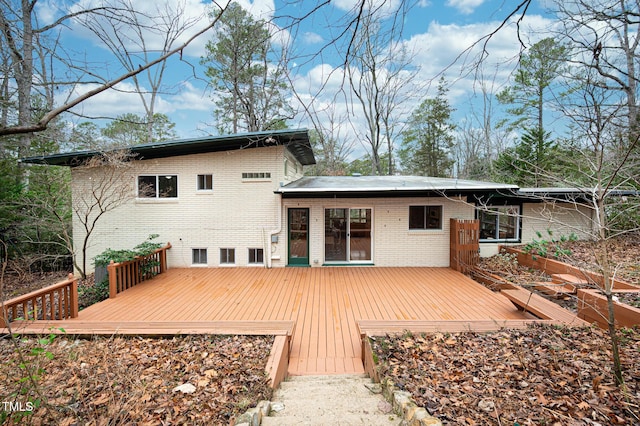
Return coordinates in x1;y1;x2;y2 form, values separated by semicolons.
192;248;208;265
248;248;264;264
197;174;213;191
409;206;443;230
220;248;235;264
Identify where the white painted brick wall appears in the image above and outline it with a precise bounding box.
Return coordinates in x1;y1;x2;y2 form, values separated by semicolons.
480;202;595;257
277;196;475;267
72;146;298;273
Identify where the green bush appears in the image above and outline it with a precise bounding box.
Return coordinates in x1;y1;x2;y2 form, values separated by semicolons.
80;235;163;307
79;278;110;308
523;229;578;259
93;234;162;267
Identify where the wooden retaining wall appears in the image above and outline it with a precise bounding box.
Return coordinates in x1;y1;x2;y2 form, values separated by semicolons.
500;246;637;290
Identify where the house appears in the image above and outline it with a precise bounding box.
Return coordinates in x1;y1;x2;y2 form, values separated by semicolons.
22;129;598;273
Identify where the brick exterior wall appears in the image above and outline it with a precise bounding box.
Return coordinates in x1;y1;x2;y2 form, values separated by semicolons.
479;202;595;257
71;146;301;273
71;145;595;271
277;196;475;267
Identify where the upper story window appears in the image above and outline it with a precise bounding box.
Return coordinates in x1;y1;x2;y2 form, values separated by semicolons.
242;172;271;180
138;175;178;198
197;174;213;191
479;206;521;242
409;205;443;230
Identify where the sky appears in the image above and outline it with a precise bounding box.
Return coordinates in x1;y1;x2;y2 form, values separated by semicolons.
36;0;557;157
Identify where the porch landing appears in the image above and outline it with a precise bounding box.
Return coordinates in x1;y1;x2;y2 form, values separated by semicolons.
10;267;532;375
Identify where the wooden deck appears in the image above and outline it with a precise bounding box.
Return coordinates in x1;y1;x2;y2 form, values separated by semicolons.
7;267;536;375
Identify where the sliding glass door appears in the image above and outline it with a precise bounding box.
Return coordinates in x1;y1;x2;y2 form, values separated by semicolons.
324;208;372;263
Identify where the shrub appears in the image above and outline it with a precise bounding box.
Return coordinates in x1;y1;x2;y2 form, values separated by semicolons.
523;229;578;259
80;235;163;306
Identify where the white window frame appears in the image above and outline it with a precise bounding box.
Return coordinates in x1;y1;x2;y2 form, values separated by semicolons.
137;174;178;199
192;248;208;265
248;248;264;265
220;248;236;265
197;174;213;191
241;172;272;181
478;205;521;242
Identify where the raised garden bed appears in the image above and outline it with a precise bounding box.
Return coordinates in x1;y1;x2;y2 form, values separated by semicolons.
501;246;638;290
578;289;640;329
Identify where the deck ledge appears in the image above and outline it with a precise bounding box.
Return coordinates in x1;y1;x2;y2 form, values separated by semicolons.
3;320;296;337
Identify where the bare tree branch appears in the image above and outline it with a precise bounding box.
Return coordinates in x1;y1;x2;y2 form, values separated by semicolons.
0;1;230;137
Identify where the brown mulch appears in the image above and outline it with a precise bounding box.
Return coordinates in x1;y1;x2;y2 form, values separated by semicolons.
371;324;640;425
0;334;273;425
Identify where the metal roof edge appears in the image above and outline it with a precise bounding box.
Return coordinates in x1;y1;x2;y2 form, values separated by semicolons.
21;128;313;166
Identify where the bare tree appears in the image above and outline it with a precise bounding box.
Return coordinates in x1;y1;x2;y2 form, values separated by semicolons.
0;0;230;138
554;0;640;151
346;0;420;175
455;64;515;179
69;151;140;279
305;104;354;176
526;63;640;386
74;0;201;142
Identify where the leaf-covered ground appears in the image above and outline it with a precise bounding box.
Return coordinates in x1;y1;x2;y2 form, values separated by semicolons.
555;233;640;286
371;324;640;425
0;271;70;299
0;334;273;425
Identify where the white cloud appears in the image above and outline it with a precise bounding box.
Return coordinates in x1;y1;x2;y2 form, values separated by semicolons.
35;0;62;25
68;0;212;58
331;0;402;12
234;0;276;21
303;32;325;45
446;0;485;15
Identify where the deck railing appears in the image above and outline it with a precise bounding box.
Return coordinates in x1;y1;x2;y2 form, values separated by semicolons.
1;273;78;328
450;218;480;274
107;243;171;298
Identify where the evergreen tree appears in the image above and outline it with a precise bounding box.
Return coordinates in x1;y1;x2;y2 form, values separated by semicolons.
201;2;292;133
101;113;177;147
399;77;455;177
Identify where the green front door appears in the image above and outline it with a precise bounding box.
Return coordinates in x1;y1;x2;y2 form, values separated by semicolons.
288;208;309;266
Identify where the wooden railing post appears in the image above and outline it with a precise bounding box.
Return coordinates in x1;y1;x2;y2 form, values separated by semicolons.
69;273;79;319
161;242;171;273
108;260;117;299
0;305;7;328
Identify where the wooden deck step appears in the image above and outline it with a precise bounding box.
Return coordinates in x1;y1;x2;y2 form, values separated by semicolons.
500;288;589;326
551;273;589;287
5;320;296;337
534;282;576;298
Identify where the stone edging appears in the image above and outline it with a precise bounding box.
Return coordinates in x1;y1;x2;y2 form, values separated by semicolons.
379;376;443;426
234;400;270;426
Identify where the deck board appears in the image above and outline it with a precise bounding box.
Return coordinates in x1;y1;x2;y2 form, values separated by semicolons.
6;267;548;375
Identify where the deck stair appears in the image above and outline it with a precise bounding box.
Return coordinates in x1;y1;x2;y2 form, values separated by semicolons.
500;288;589;326
551;273;589;287
533;273;589;298
262;375;399;425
